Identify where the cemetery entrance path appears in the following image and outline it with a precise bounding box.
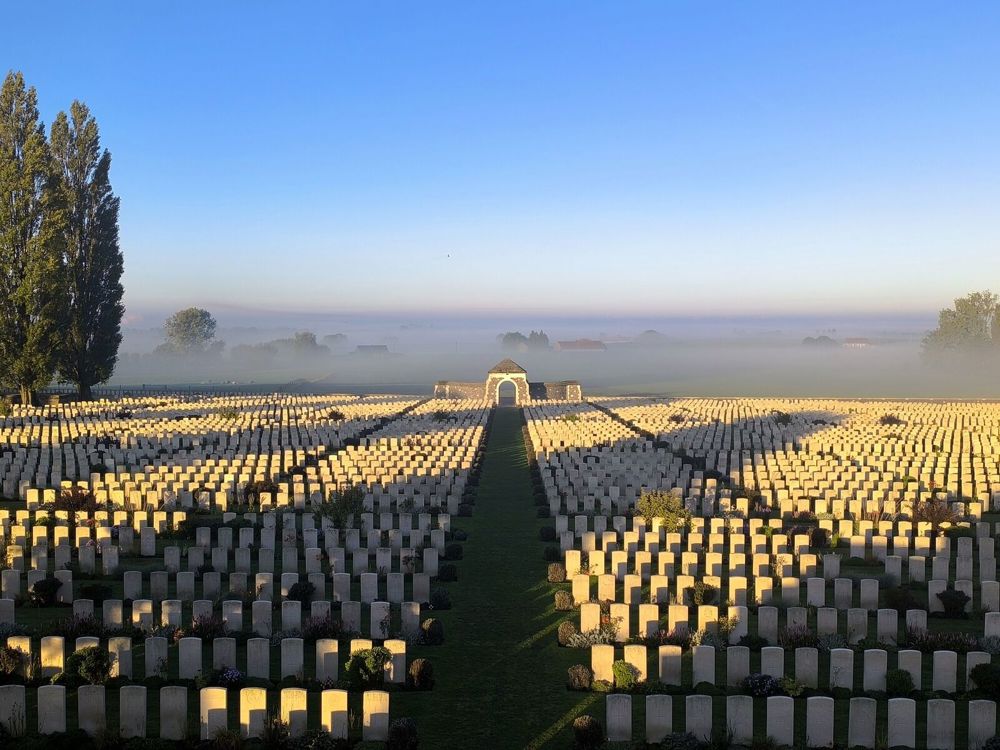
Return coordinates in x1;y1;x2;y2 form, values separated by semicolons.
394;407;589;748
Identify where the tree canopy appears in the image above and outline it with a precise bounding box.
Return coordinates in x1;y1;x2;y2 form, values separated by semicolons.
162;307;217;354
0;72;68;405
923;290;1000;357
498;330;550;351
51;101;124;399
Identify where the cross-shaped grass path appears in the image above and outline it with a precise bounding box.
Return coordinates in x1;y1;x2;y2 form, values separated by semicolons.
393;407;595;748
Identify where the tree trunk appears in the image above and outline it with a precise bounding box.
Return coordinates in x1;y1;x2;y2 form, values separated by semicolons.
78;382;92;401
19;386;35;407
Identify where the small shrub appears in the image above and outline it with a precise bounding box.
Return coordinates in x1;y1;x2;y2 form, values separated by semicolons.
54;486;99;519
543;546;562;562
557;620;578;646
886;668;914;696
300;615;342;641
567;621;618;648
591;679;612;693
58;645;113;686
778;624;818;649
421;618;444;645
937;587;971;618
436;564;458;582
911;495;961;534
554;591;574;611
772;411;793;426
741;673;783;697
972;663;1000;699
567;664;593;690
0;645;23;676
879;413;905;426
779;677;804;697
572;714;604;750
687;581;716;606
540;526;557;542
387;717;418;750
429;587;452;610
547;563;566;583
29;577;63;607
658;733;704;750
218;407;240;421
259;714;289;747
344;647;391;689
635;490;691;532
183;613;228;641
287;581;316;606
211;728;242;750
50;614;107;640
982;737;1000;750
817;633;848;651
407;658;434;690
196;666;244;689
902;627;979;653
885;585;918;613
809;527;829;548
612;659;640;689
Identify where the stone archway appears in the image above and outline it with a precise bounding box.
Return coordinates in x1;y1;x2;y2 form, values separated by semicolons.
495;378;519;406
485;359;531;405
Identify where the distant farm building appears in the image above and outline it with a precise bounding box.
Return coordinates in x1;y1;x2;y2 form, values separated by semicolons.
842;338;873;349
353;345;390;355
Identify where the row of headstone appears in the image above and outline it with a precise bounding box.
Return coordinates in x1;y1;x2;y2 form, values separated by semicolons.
7;634;406;682
591;642;991;693
564;547;841;581
606;693;993;749
577;598;935;643
114;567;432;603
0;684;389;740
41;594;423;637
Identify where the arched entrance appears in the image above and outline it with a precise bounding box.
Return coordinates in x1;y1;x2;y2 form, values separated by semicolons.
497;379;517;406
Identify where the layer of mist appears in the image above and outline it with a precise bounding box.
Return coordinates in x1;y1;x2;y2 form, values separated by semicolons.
103;313;1000;399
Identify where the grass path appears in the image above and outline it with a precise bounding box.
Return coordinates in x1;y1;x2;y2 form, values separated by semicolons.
394;407;586;749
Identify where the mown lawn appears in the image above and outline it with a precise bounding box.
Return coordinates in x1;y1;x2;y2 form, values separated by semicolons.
393;407;589;749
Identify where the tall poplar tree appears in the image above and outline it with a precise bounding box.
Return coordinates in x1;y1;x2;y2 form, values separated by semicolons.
0;72;67;405
50;101;124;400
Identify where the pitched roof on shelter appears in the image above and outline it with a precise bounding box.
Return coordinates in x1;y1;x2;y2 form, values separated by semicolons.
489;358;527;374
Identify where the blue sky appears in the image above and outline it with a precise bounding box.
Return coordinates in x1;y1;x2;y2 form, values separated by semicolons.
5;2;1000;324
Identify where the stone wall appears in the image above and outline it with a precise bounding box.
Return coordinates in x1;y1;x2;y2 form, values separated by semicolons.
433;381;487;400
530;381;583;401
435;378;583;403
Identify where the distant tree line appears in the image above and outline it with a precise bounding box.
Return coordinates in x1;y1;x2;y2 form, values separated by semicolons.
154;308;348;366
498;330;550;351
923;290;1000;358
0;72;124;403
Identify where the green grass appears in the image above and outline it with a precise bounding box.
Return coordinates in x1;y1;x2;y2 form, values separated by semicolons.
393;407;587;749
